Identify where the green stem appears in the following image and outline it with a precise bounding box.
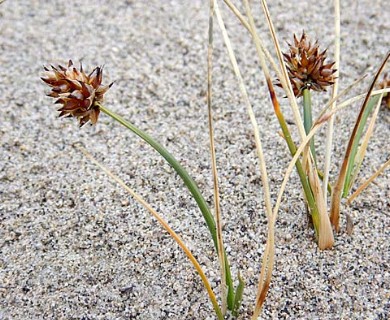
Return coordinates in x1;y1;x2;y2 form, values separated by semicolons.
98;103;235;310
302;88;316;164
275;108;321;235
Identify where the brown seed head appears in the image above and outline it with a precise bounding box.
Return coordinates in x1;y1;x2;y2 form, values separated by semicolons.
377;73;390;109
281;32;336;97
42;60;113;126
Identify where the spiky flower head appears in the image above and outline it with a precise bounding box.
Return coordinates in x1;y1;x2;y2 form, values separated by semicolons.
42;60;113;126
282;32;336;97
377;73;390;109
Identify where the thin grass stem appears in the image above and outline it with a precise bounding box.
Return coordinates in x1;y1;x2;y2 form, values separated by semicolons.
318;88;390;123
214;0;273;220
259;0;307;141
223;0;250;31
223;0;287;93
242;2;275;316
330;52;390;231
342;94;382;197
97;103;235;297
347;158;390;205
74;143;224;319
215;3;277;314
347;94;383;189
98;103;217;244
323;0;341;200
208;0;227;313
316;76;366;121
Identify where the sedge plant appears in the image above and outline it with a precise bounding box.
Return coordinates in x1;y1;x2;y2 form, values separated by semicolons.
41;60;242;317
218;0;389;316
222;0;389;244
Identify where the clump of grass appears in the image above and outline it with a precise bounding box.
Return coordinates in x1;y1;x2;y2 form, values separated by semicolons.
41;1;389;318
220;0;389;315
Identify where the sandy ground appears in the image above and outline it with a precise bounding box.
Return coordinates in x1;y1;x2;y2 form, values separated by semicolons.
0;1;389;319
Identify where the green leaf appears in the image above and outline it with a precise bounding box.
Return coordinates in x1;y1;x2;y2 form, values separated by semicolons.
342;94;381;197
232;272;245;317
98;103;236;310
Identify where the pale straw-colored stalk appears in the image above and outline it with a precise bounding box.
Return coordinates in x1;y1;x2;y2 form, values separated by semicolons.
223;0;300;128
323;0;341;201
318;88;390;121
346;93;383;190
316;76;367;120
214;3;274;315
259;0;306;141
214;0;273;220
223;0;250;31
330;52;390;231
74;143;224;319
241;1;278;316
347;158;390;205
223;0;287;93
207;0;227;314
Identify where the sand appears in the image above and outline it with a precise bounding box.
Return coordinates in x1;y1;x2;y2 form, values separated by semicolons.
0;1;389;319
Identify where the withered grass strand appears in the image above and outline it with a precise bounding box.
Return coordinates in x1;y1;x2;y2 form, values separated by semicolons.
242;1;277;316
330;52;390;231
207;0;228;313
344;93;383;194
260;0;306;141
73;144;224;320
323;0;341;201
223;0;292;100
347;158;390;205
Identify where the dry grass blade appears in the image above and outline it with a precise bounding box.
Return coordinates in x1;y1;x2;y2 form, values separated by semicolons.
214;0;272;220
241;2;275;316
207;0;227;314
251;232;274;320
346;93;383;190
323;0;341;201
259;0;306;141
347;158;390;205
215;2;274;316
222;0;286;92
316;75;367;120
341;92;383;197
241;1;278;316
330;52;390;232
223;0;250;31
73;143;223;319
317;88;390;124
270;93;353;250
307;159;334;249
